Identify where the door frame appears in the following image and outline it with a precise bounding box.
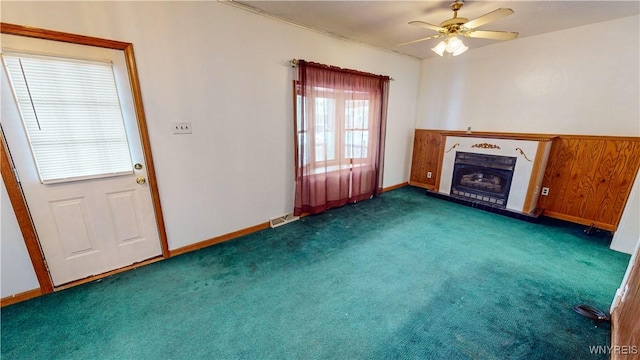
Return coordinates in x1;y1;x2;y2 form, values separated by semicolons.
0;23;170;294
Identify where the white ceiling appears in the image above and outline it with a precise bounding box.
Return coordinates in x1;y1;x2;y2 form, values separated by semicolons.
224;1;640;59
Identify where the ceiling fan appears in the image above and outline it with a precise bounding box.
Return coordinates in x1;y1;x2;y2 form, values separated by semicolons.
399;0;518;56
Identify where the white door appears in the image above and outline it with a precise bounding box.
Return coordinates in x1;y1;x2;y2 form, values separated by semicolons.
1;35;162;286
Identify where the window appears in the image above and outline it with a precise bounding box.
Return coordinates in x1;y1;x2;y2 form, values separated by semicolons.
293;60;390;216
296;88;373;168
2;53;133;183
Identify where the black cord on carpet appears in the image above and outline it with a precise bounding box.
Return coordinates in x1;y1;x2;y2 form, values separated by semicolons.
573;304;610;322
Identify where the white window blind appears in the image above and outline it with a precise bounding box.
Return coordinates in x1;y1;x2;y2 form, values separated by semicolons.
2;53;133;183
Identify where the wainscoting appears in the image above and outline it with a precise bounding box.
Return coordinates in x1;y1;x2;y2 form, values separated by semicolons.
410;129;640;231
539;136;640;230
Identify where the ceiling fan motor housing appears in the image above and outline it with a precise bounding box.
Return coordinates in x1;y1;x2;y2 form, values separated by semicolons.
442;1;467;33
440;17;468;33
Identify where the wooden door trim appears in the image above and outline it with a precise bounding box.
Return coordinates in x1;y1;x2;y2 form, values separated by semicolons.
0;23;170;295
122;44;170;258
0;23;131;50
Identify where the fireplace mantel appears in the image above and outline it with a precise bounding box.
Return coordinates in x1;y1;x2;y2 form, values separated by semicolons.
438;131;557;142
438;135;553;215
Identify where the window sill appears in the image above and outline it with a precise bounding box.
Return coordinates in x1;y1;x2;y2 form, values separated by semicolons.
306;163;369;176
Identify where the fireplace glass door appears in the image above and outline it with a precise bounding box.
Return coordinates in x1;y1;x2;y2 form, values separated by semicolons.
450;152;516;208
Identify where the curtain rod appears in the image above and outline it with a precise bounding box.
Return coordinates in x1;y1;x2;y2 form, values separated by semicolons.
289;59;394;81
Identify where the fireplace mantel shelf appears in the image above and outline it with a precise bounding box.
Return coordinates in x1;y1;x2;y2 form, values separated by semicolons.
439;131;557;142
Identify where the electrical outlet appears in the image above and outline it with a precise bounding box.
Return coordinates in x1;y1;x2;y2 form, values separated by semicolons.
541;187;549;196
172;122;192;134
427;172;432;179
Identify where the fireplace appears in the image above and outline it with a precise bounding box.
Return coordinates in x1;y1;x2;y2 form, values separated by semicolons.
436;135;553;215
450;152;517;208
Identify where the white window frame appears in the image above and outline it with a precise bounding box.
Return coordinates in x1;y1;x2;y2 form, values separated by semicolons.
296;87;374;170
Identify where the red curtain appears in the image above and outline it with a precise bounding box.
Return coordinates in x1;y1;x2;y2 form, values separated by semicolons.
294;60;390;216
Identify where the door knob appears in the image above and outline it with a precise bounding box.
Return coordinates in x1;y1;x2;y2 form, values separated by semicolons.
136;176;146;185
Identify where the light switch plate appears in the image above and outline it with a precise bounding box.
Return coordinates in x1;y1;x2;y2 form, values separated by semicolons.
172;122;192;134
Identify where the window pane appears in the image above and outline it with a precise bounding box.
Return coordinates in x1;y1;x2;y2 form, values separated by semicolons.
345;100;369;159
297;132;309;165
296;94;303;129
345;99;369;129
3;54;133;183
345;130;368;159
315;97;335;161
296;94;309;165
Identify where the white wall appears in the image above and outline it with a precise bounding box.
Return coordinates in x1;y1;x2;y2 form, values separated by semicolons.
416;15;640;136
0;1;421;296
1;180;40;298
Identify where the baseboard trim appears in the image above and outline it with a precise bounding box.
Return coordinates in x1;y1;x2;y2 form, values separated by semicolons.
543;211;617;231
1;288;42;307
383;182;408;192
408;181;436;191
169;221;271;257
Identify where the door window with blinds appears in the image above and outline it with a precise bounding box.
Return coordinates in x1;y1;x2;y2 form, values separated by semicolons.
2;53;133;183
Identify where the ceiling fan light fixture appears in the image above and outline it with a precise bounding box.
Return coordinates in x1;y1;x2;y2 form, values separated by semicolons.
431;40;447;56
452;44;469;56
403;2;517;58
431;37;467;57
446;36;463;53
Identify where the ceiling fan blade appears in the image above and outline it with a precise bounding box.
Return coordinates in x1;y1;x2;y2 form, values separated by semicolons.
463;8;514;29
409;21;446;33
397;34;445;46
467;30;518;41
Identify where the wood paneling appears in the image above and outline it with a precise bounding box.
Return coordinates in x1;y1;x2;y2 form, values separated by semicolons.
410;130;640;231
612;250;640;360
409;130;442;190
538;137;640;230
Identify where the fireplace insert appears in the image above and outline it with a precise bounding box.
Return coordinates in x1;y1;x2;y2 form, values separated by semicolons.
450;152;516;208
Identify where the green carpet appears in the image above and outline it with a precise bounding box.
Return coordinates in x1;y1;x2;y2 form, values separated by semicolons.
1;186;630;359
